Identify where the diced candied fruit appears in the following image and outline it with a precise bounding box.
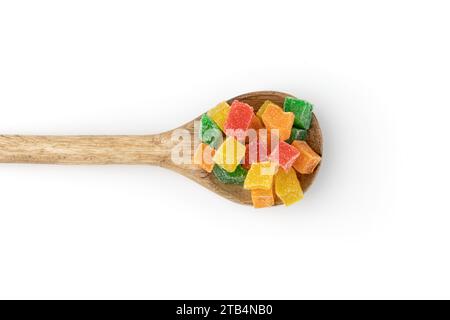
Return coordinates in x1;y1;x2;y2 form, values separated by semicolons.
224;100;254;137
207;101;230;131
274;168;304;206
251;188;275;208
269;140;300;171
244;162;277;190
243;139;269;170
249;114;264;131
193;143;215;172
256;100;272;121
212;136;246;172
199;114;222;149
286;127;308;143
213;164;247;185
261;102;294;141
291;141;321;174
284;97;313;130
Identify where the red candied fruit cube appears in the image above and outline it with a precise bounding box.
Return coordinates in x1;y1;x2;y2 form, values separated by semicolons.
224;100;254;137
269;140;300;171
243;140;269;170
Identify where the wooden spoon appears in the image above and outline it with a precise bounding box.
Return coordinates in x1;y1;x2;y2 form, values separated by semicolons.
0;91;322;205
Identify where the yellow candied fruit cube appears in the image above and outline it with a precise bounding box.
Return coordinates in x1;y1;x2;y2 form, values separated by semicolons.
274;168;304;206
212;136;246;172
256;100;270;120
244;161;277;190
207;101;231;131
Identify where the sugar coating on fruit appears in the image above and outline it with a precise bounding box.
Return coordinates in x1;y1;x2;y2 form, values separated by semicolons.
269;140;300;171
251;188;275;208
212;136;246;172
193;143;215;173
202;96;318;208
243;139;269;170
244;161;277;190
291;140;321;174
213;164;247;185
249;115;264;131
275;168;304;206
256;100;272;120
199;114;222;149
284;97;313;130
286;127;308;144
207;101;230;131
224;100;254;137
261;102;295;141
252;128;280;156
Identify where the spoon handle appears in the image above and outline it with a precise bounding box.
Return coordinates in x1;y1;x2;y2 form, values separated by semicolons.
0;134;172;165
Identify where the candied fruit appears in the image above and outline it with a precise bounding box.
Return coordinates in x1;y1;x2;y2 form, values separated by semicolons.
251;188;275;208
199;114;222;149
274;168;304;206
291;141;321;174
213;164;247;185
243;139;269;170
269;140;300;171
212;136;246;172
249;114;264;131
284;97;313;130
224;100;254;137
261;102;294;141
193;143;215;173
286;127;308;144
244;161;277;190
256;100;272;121
207;101;230;131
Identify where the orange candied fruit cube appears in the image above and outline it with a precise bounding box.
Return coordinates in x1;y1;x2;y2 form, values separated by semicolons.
248;114;264;131
291;141;321;174
193;143;215;173
261;102;294;141
251;188;275;208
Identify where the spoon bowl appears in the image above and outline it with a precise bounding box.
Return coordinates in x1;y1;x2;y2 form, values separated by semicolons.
164;91;323;205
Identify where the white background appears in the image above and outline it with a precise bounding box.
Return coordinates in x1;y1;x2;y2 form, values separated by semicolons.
0;0;449;299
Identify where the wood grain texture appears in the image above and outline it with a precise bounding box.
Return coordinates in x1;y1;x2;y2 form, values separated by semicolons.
0;91;323;206
0;135;172;165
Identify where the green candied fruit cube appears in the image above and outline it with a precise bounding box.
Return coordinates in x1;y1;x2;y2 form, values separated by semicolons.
286;127;308;144
283;97;313;130
199;114;223;149
213;164;248;185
